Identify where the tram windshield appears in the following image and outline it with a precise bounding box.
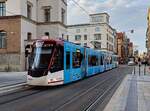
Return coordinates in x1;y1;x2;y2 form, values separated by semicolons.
29;42;54;70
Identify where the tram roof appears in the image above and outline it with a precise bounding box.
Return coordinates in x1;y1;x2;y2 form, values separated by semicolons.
35;38;64;46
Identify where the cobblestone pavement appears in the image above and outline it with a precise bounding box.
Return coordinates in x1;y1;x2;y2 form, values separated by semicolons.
104;65;150;111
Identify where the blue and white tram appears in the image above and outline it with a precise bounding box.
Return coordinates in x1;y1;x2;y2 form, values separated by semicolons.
27;39;118;86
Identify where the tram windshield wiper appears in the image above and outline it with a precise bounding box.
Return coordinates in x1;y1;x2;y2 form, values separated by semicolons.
29;46;53;70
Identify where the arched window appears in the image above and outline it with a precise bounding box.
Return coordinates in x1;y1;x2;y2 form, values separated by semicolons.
0;31;6;48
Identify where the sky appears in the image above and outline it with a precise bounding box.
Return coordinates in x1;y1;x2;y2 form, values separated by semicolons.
67;0;150;53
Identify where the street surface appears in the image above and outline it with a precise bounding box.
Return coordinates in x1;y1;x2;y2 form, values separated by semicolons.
0;65;132;111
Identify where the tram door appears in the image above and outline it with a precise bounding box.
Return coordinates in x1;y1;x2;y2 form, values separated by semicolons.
71;46;85;81
82;48;87;78
103;53;107;71
64;43;71;84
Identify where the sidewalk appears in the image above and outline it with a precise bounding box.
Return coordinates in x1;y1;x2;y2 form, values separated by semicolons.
104;65;150;111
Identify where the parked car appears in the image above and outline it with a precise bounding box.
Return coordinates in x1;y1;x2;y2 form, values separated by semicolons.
128;61;135;66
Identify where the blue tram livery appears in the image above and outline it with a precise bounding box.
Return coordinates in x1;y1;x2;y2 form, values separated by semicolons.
27;39;118;86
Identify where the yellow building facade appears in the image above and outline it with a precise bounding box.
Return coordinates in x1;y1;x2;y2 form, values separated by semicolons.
146;8;150;64
146;8;150;52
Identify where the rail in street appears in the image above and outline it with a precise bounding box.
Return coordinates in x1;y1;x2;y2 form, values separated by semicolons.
0;65;132;111
0;72;27;94
0;82;27;94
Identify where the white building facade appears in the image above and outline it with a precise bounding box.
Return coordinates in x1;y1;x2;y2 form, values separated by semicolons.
67;13;116;52
0;0;67;71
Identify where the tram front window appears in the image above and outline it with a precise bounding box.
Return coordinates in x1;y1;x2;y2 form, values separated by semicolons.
29;46;53;70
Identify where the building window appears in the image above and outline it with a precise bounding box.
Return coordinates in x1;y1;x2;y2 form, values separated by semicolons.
95;27;100;32
111;38;114;43
0;2;6;16
94;34;101;40
106;16;109;23
61;8;65;24
66;35;69;41
27;32;32;41
107;34;109;40
75;35;81;41
45;32;49;37
84;28;87;32
107;42;109;50
76;29;80;33
84;35;87;40
27;2;32;19
93;41;101;49
62;34;64;39
44;8;51;22
84;43;87;46
0;31;6;48
92;16;103;23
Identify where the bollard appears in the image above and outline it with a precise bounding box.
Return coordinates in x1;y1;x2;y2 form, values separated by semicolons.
139;65;141;76
134;66;135;75
144;64;146;75
138;58;141;76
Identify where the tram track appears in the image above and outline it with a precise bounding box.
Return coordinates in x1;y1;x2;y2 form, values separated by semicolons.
0;82;27;94
0;81;26;88
84;74;124;111
53;67;130;111
54;75;115;111
0;86;48;105
53;69;122;111
0;84;32;97
0;72;114;107
0;68;117;109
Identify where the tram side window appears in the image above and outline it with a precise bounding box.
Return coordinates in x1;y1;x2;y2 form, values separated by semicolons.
100;56;103;65
117;57;119;62
66;51;70;69
113;57;114;63
88;56;91;66
88;55;98;66
72;51;83;68
110;57;112;64
98;56;101;66
95;56;98;66
50;46;64;73
107;57;109;65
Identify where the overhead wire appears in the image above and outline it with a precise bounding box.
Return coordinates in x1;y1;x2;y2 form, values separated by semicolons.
66;0;91;37
68;0;89;15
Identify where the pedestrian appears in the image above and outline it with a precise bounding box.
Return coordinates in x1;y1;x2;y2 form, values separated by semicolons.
138;58;141;67
138;57;141;76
